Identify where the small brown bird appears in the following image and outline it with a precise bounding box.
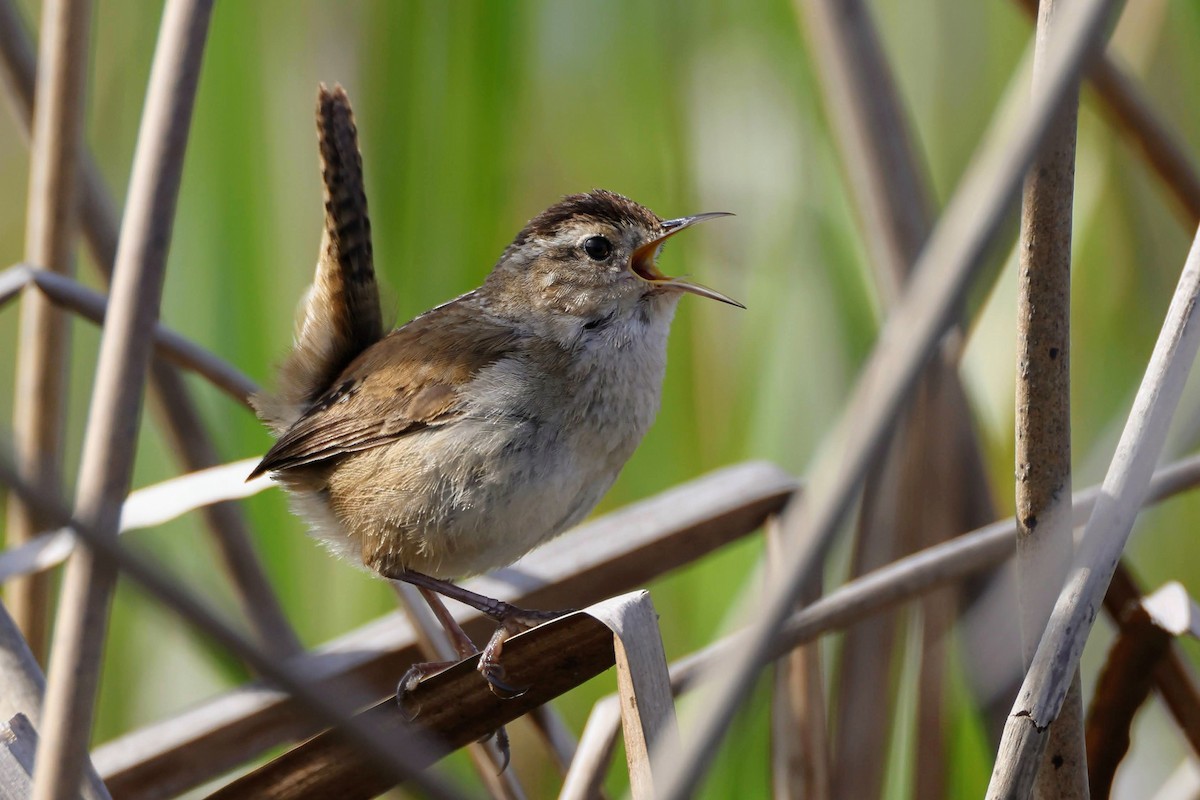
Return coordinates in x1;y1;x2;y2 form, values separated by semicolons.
251;86;740;693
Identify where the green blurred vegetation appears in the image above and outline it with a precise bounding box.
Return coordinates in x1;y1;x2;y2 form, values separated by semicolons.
2;0;1200;796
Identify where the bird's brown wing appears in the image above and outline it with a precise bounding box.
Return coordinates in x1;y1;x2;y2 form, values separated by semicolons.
249;300;517;479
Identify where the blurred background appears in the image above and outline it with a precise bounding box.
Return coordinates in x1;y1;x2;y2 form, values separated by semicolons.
2;0;1200;796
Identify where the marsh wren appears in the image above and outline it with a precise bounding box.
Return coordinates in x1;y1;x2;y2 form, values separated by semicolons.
251;85;741;693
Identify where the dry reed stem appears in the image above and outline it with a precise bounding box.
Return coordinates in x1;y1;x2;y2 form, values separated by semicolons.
223;593;671;800
0;0;299;658
1015;0;1087;795
594;592;677;799
0;607;114;800
657;2;1118;795
0;459;268;583
796;3;996;793
794;0;932;296
0;713;109;800
0;713;37;798
988;224;1200;796
6;0;93;663
30;1;215;795
559;695;622;800
765;516;829;800
527;706;579;776
0;603;43;727
496;450;1200;800
0;452;469;799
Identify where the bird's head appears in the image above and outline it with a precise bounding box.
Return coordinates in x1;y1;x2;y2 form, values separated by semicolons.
483;190;741;326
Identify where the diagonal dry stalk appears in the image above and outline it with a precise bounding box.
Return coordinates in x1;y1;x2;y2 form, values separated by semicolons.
795;1;998;794
0;459;268;584
30;1;217;795
657;1;1118;795
989;224;1200;797
0;0;300;659
1014;0;1087;795
5;0;93;664
765;515;829;800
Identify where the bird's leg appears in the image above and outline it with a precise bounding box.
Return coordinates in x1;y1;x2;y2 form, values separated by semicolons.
388;569;572;696
391;569;568;623
395;585;479;707
416;586;478;659
396;587;513;771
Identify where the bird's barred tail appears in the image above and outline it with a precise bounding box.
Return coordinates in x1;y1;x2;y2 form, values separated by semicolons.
253;84;384;432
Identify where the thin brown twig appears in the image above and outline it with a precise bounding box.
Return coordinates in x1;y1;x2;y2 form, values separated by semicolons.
0;0;299;658
31;1;215;795
6;0;93;663
1103;566;1200;761
0;264;259;405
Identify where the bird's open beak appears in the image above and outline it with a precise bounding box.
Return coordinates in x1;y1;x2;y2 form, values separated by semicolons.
630;212;744;308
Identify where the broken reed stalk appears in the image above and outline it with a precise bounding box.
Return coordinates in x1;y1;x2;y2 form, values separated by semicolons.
1014;0;1087;795
6;0;93;663
987;225;1200;796
0;603;42;726
656;1;1118;795
218;592;675;800
1103;566;1200;761
0;0;300;658
30;1;216;796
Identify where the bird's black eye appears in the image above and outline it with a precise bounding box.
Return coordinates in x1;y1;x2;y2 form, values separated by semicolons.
582;235;612;261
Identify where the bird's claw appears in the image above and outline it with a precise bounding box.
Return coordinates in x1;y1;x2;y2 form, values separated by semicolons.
394;659;455;720
478;658;530;698
479;726;512;773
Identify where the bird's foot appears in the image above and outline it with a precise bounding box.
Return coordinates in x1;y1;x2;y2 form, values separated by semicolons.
395;658;515;771
477;605;573;698
395;659;457;720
